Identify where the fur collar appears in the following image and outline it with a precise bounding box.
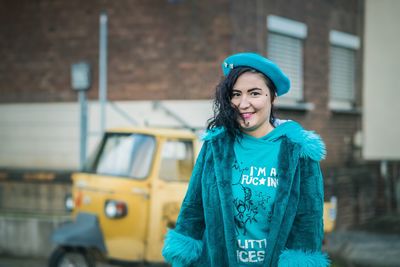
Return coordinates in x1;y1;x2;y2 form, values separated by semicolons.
201;120;326;161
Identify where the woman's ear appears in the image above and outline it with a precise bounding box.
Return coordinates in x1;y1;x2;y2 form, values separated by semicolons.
274;92;278;103
270;93;276;105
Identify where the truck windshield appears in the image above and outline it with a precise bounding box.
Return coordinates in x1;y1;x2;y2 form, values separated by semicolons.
88;133;156;179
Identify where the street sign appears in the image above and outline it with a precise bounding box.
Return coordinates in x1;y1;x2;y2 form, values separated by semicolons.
71;62;91;91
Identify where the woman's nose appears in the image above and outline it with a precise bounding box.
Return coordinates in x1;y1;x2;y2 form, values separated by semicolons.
238;96;250;109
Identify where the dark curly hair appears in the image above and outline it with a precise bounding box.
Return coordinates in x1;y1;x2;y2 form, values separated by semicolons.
207;66;277;138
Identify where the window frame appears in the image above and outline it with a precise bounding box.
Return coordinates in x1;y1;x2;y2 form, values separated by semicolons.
267;15;308;108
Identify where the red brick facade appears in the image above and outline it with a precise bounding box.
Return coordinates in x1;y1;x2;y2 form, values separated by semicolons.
3;0;387;228
0;0;363;165
0;0;231;102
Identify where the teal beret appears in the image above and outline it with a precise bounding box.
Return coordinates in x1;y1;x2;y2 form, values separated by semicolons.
221;52;290;96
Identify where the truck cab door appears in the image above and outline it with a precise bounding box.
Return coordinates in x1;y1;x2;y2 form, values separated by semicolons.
145;138;195;262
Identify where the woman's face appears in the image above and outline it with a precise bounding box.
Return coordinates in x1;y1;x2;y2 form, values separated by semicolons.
231;72;274;137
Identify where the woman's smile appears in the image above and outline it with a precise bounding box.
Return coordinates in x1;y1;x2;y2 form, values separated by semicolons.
241;112;254;120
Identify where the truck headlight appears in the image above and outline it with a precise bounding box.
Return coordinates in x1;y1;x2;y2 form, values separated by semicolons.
65;193;74;212
104;200;127;219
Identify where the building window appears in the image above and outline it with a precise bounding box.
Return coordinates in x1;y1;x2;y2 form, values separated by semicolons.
267;15;307;104
329;30;360;110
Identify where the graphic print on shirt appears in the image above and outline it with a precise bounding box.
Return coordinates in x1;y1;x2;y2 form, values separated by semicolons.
232;159;278;265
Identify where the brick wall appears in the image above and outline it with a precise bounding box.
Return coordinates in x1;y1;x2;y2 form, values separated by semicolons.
2;0;385;228
0;0;231;102
228;0;364;169
227;0;375;228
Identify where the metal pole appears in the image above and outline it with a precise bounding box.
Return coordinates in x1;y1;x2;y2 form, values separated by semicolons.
79;90;88;170
99;11;108;134
381;160;390;210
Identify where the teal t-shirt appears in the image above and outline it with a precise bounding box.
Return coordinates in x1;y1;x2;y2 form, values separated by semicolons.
232;128;283;266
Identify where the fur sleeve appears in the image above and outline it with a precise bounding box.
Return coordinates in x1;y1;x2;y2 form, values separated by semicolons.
162;230;203;267
278;249;330;267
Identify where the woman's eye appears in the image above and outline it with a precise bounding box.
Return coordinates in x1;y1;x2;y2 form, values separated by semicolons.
250;91;261;97
232;93;240;98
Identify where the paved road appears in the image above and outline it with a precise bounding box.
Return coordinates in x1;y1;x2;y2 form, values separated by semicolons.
0;256;346;267
0;257;46;267
0;257;171;267
0;257;121;267
325;231;400;267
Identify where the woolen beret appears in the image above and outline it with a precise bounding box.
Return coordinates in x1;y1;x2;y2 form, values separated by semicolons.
221;52;290;96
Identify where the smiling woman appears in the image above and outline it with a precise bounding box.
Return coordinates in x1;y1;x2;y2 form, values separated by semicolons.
162;52;329;267
230;71;275;138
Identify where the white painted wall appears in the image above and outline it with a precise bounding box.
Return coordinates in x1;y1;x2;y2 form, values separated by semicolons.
363;0;400;160
0;214;68;258
0;100;213;169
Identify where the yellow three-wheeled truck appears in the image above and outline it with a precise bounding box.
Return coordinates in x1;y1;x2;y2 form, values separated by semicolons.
49;127;199;266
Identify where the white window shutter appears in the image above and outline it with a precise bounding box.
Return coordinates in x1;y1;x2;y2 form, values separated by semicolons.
268;33;303;101
329;45;356;103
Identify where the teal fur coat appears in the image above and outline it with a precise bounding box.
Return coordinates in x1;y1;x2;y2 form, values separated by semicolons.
162;121;330;267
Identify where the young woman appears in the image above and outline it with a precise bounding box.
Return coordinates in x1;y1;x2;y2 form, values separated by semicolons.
162;52;329;267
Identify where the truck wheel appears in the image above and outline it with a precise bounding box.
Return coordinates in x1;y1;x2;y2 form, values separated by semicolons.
48;247;95;267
